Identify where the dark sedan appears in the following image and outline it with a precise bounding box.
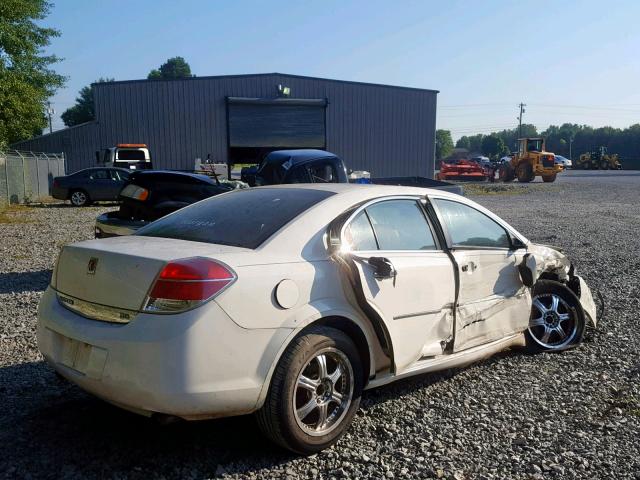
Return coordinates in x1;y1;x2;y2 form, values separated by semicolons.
52;167;131;206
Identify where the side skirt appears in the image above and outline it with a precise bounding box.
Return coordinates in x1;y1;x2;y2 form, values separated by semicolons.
364;333;526;390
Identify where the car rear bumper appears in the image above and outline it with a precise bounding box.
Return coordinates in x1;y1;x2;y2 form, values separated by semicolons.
95;213;145;238
51;186;68;200
37;286;291;419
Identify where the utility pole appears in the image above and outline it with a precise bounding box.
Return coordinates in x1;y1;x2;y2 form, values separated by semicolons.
46;102;55;134
569;136;574;160
517;103;526;138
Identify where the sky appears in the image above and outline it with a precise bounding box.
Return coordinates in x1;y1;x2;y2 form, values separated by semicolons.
43;0;640;139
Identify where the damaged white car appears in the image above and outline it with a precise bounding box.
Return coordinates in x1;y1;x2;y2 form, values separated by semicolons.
37;184;597;454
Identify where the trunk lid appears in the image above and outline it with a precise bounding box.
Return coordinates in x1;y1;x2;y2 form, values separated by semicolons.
54;236;249;311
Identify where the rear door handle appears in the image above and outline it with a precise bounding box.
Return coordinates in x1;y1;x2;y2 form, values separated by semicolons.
368;256;397;280
461;261;477;273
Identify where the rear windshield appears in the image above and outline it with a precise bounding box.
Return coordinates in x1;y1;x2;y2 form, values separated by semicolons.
136;188;335;249
116;149;146;161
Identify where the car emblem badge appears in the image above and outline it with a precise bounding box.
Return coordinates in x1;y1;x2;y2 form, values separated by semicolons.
87;257;99;275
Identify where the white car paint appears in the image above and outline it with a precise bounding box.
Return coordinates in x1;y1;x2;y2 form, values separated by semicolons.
37;184;596;421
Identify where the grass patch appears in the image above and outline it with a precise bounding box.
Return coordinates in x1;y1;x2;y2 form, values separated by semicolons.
462;183;531;196
0;204;33;224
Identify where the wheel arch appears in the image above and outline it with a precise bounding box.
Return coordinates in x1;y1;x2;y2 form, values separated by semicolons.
254;309;387;411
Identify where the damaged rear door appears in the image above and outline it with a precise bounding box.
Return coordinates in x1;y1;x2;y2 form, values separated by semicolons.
431;198;530;351
340;198;456;373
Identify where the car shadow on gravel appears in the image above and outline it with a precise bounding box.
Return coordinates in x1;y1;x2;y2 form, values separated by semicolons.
0;361;297;479
0;269;51;294
1;351;529;479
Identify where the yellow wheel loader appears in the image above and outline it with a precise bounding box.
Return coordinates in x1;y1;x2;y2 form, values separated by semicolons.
576;146;622;170
498;137;563;183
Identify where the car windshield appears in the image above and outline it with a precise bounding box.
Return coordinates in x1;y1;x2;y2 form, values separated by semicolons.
136;188;335;249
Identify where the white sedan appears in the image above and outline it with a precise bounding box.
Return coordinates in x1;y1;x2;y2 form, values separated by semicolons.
37;184;597;454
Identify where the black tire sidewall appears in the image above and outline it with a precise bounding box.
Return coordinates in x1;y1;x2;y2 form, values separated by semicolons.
270;328;363;454
525;280;586;352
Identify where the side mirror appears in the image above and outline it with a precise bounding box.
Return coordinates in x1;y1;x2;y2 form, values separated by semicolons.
511;236;527;250
95;151;100;164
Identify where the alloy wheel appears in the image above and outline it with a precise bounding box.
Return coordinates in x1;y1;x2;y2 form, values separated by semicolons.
528;292;578;349
293;347;354;436
71;191;87;206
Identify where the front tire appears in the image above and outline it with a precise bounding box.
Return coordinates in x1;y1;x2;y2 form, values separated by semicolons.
526;280;585;352
542;173;557;182
256;327;363;455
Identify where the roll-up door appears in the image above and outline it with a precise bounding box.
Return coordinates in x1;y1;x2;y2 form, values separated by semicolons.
227;97;327;148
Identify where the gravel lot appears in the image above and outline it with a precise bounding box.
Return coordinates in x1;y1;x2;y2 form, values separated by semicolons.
1;170;639;479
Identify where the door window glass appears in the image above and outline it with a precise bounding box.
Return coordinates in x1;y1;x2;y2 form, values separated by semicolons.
89;169;109;180
286;165;311;183
308;162;338;183
433;199;511;249
365;200;436;251
344;211;377;251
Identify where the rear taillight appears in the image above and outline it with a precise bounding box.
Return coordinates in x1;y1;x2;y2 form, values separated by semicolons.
143;257;235;313
120;184;149;201
53;179;59;188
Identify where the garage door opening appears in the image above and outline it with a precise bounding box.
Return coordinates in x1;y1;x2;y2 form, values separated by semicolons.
227;97;327;165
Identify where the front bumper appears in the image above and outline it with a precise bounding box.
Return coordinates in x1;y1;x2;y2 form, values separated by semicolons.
37;287;291;419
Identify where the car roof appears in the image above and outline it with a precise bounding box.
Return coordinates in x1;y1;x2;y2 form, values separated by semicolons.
264;149;338;165
253;182;462;200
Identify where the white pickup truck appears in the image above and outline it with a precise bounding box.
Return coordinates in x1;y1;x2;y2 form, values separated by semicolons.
96;144;152;170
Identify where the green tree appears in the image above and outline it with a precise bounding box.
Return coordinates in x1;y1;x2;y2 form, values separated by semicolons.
0;0;65;146
435;129;454;159
455;136;470;150
61;78;114;127
147;56;193;80
481;134;507;160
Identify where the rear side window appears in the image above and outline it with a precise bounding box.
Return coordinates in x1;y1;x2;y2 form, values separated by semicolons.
366;200;437;251
89;169;109;180
433;199;510;249
136;188;335;249
343;211;377;251
343;199;437;251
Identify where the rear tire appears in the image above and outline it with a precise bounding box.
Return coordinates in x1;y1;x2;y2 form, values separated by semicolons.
516;163;535;183
498;163;515;182
542;174;557;183
256;326;363;455
525;280;585;352
70;190;90;207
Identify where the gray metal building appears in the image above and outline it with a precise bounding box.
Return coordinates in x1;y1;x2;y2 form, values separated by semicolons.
12;73;438;176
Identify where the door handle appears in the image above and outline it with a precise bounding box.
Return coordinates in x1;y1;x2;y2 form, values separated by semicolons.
461;261;477;273
368;256;397;280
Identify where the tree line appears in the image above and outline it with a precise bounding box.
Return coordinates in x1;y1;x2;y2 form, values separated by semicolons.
0;0;195;147
437;123;640;162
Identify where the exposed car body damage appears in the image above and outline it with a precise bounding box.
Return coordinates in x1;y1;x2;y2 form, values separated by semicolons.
523;243;597;327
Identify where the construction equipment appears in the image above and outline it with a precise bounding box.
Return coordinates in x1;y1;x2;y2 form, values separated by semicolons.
436;158;489;182
575;146;622;170
498;137;562;183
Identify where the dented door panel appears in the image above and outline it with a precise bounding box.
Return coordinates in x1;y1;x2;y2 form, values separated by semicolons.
350;252;456;373
453;250;530;351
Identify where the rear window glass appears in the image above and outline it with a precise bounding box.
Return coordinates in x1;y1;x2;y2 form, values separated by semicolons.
136;188;335;249
116;149;146;161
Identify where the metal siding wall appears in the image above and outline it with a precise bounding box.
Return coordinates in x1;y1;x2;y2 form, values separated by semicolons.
17;74;436;176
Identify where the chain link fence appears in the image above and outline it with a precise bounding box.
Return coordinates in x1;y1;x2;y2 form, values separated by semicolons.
0;150;66;206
